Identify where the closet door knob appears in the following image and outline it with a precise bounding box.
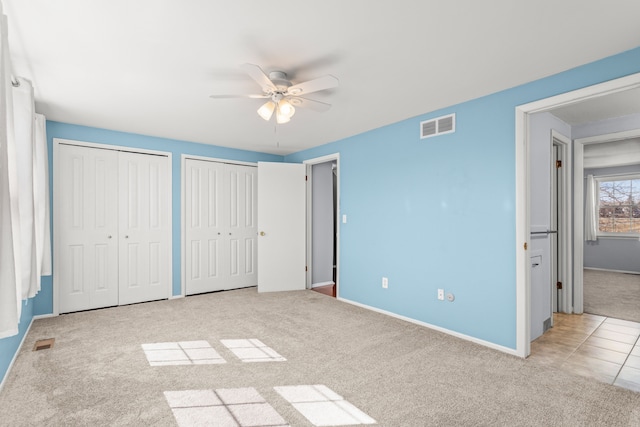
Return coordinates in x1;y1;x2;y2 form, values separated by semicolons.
108;235;112;239
125;235;129;239
260;231;265;236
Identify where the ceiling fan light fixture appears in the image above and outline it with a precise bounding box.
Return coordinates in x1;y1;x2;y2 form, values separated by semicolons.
276;113;291;124
275;100;294;124
278;99;296;118
257;101;275;121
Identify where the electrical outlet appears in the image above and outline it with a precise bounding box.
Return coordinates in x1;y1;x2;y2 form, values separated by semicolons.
382;277;388;289
437;289;444;300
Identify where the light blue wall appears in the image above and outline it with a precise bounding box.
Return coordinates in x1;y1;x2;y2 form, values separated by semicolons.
0;301;33;390
286;46;640;349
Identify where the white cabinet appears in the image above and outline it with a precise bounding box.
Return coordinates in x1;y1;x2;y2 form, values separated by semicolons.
55;143;171;313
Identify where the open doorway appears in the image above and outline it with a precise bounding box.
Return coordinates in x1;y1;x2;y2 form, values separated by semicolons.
527;116;572;342
574;132;640;323
515;72;640;357
304;154;340;298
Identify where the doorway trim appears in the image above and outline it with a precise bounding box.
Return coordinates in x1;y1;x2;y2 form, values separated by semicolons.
515;72;640;358
303;153;340;296
551;130;572;315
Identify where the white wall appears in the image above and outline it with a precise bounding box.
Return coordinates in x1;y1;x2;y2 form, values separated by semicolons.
573;113;640;139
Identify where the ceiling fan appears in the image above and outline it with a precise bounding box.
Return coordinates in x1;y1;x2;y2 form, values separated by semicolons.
210;63;339;124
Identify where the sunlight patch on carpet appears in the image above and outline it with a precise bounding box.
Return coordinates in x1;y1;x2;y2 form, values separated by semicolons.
274;385;376;426
221;339;286;362
142;340;226;366
164;388;289;427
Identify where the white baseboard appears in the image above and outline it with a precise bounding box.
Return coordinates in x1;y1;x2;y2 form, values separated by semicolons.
0;317;35;393
311;281;334;288
32;313;57;320
584;267;640;275
337;297;520;358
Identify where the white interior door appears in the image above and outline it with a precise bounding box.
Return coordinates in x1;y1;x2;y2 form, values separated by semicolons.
185;159;225;294
118;151;171;305
257;162;306;292
224;164;258;290
57;144;119;313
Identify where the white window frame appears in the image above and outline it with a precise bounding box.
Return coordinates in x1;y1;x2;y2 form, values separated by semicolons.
595;173;640;238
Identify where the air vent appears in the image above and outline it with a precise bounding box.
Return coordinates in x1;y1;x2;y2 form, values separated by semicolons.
420;113;455;139
33;338;55;351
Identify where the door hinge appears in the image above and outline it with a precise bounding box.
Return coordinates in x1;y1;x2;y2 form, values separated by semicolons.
305;175;308;181
305;266;308;272
556;281;563;290
524;242;528;250
556;160;562;168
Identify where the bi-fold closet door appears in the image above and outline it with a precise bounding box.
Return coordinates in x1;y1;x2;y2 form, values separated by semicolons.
185;159;257;295
56;143;171;313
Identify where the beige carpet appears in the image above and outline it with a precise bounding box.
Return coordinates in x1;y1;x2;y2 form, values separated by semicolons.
584;269;640;323
1;288;639;426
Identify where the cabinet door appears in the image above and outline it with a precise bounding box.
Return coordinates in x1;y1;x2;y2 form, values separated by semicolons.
57;144;118;313
118;151;171;304
185;159;226;295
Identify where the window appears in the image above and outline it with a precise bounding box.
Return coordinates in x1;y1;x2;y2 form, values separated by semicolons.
597;175;640;235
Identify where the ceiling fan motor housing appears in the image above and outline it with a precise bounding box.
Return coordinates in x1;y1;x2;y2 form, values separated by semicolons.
268;71;292;92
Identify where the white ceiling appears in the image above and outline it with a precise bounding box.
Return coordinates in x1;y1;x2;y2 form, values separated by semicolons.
4;1;640;155
550;87;640;125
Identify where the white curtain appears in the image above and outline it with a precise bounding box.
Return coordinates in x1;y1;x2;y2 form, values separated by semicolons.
0;6;50;338
34;113;51;278
585;174;598;241
0;8;21;338
13;77;37;299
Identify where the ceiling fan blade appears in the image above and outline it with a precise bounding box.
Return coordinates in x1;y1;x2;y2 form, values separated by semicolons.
240;63;277;93
287;75;339;96
209;94;269;99
288;96;332;112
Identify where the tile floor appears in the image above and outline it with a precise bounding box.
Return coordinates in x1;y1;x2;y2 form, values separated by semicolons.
529;313;640;392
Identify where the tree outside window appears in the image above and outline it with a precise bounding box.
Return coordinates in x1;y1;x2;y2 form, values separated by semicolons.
598;177;640;234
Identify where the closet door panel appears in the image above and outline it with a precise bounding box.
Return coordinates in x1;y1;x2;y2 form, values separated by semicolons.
224;164;257;290
118;151;170;304
185;159;226;295
57;144;118;313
